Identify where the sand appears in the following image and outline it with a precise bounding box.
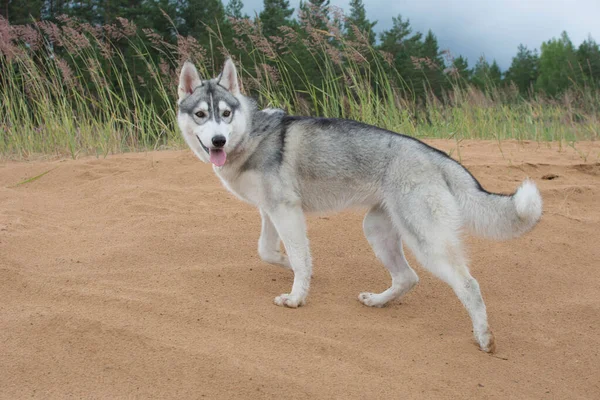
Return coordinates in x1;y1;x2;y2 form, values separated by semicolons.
1;140;599;399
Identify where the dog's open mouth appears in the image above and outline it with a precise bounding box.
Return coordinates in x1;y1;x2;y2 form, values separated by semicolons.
209;149;227;167
197;135;227;167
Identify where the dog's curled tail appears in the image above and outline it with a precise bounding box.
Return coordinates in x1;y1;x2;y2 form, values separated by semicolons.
449;167;543;240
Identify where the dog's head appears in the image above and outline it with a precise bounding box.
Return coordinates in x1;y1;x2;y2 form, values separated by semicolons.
177;59;249;166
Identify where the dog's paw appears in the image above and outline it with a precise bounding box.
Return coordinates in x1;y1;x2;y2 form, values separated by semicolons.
358;292;387;308
274;293;304;308
477;330;496;353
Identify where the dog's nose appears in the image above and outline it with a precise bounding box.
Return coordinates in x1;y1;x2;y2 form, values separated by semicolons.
212;135;226;148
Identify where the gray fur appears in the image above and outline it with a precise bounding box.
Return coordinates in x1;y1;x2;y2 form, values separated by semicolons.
179;80;240;123
177;59;543;353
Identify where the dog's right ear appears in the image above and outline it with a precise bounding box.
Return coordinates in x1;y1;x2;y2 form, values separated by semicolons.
178;61;202;102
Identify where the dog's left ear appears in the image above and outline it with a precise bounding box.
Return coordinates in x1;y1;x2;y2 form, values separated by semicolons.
218;58;240;96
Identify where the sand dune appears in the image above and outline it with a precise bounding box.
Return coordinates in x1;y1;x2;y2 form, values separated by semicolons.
1;140;599;399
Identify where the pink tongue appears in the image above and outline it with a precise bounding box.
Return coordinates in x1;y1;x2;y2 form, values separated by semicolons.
209;149;227;166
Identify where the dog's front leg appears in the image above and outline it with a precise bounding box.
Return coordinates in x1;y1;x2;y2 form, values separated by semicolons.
266;205;312;308
258;209;291;269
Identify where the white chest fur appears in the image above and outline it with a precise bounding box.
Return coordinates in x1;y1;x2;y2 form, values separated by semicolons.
214;167;264;206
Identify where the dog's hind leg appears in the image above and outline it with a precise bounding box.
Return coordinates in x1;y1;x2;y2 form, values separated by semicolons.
358;206;419;308
412;251;495;353
258;209;291;269
387;188;495;353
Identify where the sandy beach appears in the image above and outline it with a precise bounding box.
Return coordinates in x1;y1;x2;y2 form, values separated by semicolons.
1;140;599;399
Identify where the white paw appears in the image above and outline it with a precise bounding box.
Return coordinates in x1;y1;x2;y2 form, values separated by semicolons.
358;292;387;308
274;293;304;308
477;330;496;353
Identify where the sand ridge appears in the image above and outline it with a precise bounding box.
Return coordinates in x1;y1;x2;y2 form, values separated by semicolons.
1;140;599;399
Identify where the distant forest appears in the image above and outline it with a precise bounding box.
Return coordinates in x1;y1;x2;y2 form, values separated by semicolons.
1;0;598;156
2;0;599;99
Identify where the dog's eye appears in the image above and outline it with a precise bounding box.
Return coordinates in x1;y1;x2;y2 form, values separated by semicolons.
222;110;231;118
195;111;206;119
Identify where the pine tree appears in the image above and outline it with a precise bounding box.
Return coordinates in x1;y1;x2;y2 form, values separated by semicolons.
41;0;69;21
577;36;600;86
4;0;43;24
144;0;178;39
471;55;491;90
259;0;294;38
536;31;583;96
299;0;330;31
378;15;422;58
488;60;502;87
450;55;471;85
418;29;447;97
471;56;502;91
68;0;97;23
225;0;246;19
177;0;227;44
505;44;539;95
345;0;376;45
378;15;424;96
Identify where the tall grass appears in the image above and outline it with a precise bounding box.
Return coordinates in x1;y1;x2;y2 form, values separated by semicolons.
0;14;598;159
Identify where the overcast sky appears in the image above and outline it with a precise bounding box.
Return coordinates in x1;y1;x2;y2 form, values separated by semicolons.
241;0;600;70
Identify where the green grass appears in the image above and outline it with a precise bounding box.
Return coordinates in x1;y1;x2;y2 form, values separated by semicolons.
1;18;598;160
9;168;56;187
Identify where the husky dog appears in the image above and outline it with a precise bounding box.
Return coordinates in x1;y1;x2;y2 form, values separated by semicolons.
176;59;542;353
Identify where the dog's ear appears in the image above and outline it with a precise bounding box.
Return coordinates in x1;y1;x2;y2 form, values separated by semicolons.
178;61;202;102
218;58;240;96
